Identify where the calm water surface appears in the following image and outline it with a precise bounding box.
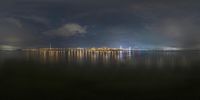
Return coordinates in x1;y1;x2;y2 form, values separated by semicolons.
0;50;200;100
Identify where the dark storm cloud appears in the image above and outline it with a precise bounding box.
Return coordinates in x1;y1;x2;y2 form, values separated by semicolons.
131;1;200;48
0;17;30;45
0;17;48;48
0;0;200;48
146;16;200;48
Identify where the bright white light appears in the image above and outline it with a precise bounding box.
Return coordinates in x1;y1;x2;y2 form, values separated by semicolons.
128;47;131;51
120;45;122;50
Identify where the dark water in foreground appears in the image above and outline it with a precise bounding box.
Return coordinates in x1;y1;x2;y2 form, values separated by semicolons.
0;50;200;100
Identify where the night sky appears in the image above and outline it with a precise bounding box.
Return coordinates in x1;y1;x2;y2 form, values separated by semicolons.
0;0;200;49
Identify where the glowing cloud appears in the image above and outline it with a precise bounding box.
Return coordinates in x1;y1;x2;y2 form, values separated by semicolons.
45;23;87;37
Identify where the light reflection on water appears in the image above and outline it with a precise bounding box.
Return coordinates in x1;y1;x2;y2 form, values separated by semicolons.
24;50;199;67
1;50;200;99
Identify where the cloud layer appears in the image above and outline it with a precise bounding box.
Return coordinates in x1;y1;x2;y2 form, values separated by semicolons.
45;23;87;37
0;0;200;48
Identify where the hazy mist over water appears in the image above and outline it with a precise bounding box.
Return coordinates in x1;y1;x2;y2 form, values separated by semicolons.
0;50;200;99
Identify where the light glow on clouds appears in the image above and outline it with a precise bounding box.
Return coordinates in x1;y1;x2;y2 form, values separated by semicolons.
0;45;20;50
45;23;87;37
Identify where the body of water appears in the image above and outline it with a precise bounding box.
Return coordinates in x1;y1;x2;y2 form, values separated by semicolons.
0;50;200;99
